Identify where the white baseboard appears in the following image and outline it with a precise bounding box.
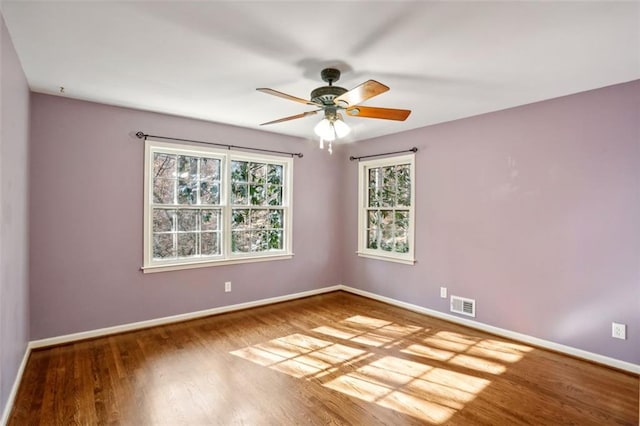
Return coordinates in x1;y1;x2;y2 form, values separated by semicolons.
1;344;31;426
29;285;342;349
339;285;640;375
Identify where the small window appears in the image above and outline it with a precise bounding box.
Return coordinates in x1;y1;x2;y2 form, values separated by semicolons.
357;154;415;264
143;140;293;272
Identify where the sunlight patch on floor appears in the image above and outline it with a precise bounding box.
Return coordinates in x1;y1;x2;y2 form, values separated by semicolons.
344;315;393;328
448;353;507;374
313;315;424;348
323;357;490;423
229;314;529;424
231;336;367;379
402;343;455;362
313;325;359;341
378;388;458;423
408;330;532;374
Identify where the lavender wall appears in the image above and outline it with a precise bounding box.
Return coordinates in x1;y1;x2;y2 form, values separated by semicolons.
27;78;640;366
29;94;343;339
342;81;640;364
0;14;30;418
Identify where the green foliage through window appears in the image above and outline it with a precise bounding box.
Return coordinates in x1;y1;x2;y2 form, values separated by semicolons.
230;160;285;253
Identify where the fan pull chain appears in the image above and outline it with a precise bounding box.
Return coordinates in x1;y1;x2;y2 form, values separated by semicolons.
319;138;324;150
328;141;333;155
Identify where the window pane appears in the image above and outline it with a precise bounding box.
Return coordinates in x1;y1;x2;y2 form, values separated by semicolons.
395;228;409;253
200;180;220;205
201;158;220;180
250;209;269;229
268;164;283;185
380;210;394;251
267;185;282;206
153;209;175;232
395;210;409;231
178;156;198;179
177;179;197;204
369;167;380;186
367;229;379;249
177;233;197;257
153;233;175;259
380;209;394;227
232;209;249;230
249;184;266;205
232;231;251;252
368;168;381;208
201;209;220;231
153;178;175;204
269;210;283;229
368;187;380;208
201;232;220;256
383;166;396;188
231;183;248;205
252;230;269;252
249;162;267;184
381;166;396;207
177;210;198;231
396;164;411;206
153;154;176;179
367;210;380;229
268;230;283;250
231;161;248;182
395;210;409;253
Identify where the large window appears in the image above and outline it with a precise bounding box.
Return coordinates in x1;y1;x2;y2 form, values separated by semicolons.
143;140;292;272
357;154;415;264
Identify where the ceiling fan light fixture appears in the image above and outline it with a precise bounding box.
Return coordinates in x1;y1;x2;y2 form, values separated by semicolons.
333;118;351;138
314;117;350;142
314;118;335;141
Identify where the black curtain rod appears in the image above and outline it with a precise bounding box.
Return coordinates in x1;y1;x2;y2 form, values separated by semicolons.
135;132;303;158
349;147;417;161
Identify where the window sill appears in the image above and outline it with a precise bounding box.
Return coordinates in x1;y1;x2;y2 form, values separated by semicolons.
142;253;294;274
356;251;415;265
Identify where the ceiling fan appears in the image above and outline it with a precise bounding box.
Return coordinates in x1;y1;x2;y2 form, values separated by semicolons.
257;68;411;145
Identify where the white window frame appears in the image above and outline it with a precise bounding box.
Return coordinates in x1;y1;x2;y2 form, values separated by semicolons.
357;153;415;265
143;140;293;273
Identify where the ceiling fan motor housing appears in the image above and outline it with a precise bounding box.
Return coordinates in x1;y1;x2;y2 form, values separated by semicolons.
310;86;348;106
310;68;348;106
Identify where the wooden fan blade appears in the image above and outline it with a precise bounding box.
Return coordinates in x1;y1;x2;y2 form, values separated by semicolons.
260;110;320;126
345;106;411;121
334;80;389;107
257;88;323;107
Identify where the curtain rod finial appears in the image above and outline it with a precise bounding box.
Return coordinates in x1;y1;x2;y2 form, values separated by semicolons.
135;131;146;139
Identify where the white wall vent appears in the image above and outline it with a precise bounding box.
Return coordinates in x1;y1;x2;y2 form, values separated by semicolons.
450;296;476;317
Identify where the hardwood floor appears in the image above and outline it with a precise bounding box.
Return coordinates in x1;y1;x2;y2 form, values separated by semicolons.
8;291;639;425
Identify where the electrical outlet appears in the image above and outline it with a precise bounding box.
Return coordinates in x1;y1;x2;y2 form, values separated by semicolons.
612;322;626;340
440;287;447;298
225;281;232;293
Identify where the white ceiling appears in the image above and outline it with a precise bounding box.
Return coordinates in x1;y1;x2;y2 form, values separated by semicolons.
2;1;639;143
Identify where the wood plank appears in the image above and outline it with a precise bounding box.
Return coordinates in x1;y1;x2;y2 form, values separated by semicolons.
7;292;639;425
